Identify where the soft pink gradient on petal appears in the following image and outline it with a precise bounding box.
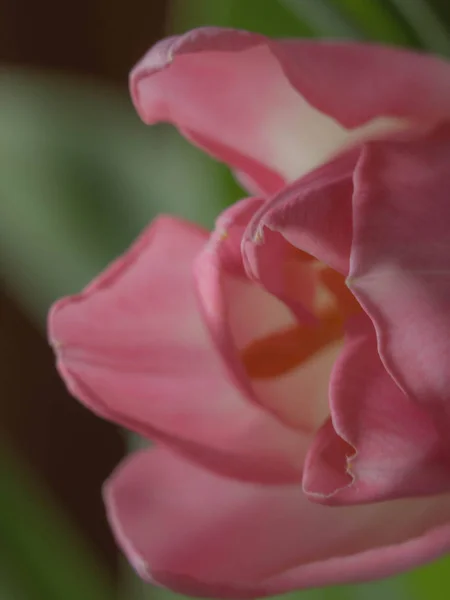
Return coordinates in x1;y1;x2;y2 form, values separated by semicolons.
244;148;358;277
130;29;291;195
105;447;450;599
48;216;308;483
243;226;318;321
273;39;450;128
304;313;450;504
195;198;331;431
206;196;265;279
184;129;285;196
349;125;450;433
249;342;340;433
131;28;450;192
194;198;298;391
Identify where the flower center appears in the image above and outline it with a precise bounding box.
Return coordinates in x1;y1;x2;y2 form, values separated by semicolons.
241;267;361;379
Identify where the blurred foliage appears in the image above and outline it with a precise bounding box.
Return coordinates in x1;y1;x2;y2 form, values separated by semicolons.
1;0;450;599
173;0;418;46
281;0;384;39
172;0;314;37
0;438;114;600
0;72;237;323
389;0;450;55
318;0;419;45
173;0;450;55
0;67;237;600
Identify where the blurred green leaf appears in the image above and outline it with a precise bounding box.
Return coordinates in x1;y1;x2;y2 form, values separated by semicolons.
280;0;366;38
328;0;418;46
428;0;450;24
405;554;450;599
0;437;115;600
0;71;233;325
171;0;314;37
172;0;441;51
388;0;450;55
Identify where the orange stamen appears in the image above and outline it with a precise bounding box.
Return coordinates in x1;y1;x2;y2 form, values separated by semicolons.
241;309;343;380
241;268;361;380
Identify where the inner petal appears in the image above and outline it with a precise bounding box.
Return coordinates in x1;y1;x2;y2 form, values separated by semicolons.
241;268;361;380
241;309;343;380
238;267;362;432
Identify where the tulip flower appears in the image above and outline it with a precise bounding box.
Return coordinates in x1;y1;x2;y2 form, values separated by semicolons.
49;28;450;598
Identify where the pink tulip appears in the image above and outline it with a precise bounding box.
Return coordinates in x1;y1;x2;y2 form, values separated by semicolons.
49;28;450;598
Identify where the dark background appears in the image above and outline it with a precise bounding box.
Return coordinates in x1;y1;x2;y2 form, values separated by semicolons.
0;0;168;580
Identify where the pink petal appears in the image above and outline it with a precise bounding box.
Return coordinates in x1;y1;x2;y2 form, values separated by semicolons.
195;198;329;431
48;216;308;483
349;125;450;434
130;29;287;195
304;313;450;504
105;446;450;598
131;28;450;193
243;225;318;321
237;156;361;433
248;342;340;433
244;147;357;280
273;39;450;128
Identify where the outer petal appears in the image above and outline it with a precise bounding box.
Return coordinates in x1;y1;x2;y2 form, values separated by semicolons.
195;198;329;431
130;29;286;196
349;125;450;433
272;39;450;128
303;313;450;504
243;147;357;279
105;446;450;599
48;216;308;483
131;28;450;193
